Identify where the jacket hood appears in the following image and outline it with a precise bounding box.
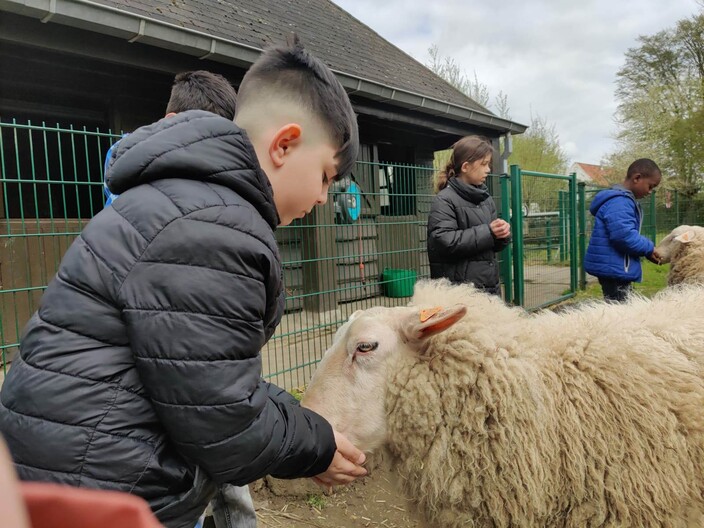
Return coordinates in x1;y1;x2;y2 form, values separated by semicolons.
589;185;634;216
448;177;490;205
106;110;279;228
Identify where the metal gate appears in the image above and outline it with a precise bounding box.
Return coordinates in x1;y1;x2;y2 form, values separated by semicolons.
499;165;579;311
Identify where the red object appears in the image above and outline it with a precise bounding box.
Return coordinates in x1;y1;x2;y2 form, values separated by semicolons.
21;482;164;528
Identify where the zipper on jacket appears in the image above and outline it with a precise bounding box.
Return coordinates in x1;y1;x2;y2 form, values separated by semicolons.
626;195;640;274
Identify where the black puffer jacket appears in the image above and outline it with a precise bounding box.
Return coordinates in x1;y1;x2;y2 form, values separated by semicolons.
0;111;336;528
427;177;509;294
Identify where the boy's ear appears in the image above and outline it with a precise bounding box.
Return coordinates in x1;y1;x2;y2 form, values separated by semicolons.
269;123;302;168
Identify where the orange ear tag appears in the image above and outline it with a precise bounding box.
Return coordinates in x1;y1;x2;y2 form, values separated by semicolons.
420;306;443;322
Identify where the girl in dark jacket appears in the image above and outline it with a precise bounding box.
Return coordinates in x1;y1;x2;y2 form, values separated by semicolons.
427;136;511;295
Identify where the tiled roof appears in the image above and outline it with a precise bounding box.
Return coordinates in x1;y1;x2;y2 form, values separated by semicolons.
92;0;490;114
575;162;611;187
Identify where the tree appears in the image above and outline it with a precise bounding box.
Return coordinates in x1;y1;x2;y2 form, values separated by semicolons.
613;13;704;197
427;44;568;211
494;92;511;120
510;115;570;211
427;45;507;114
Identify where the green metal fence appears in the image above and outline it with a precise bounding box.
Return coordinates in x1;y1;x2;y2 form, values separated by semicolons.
0;120;440;388
642;188;704;238
503;166;579;311
3;119;700;387
581;184;704;272
0;120;118;378
263;161;436;388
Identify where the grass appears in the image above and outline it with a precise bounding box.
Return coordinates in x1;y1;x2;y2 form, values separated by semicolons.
306;493;327;510
570;260;669;302
524;244;572;267
632;260;670;297
289;386;305;401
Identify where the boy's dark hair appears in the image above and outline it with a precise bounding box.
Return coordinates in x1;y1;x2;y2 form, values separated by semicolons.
435;136;494;192
236;36;359;179
626;158;661;180
165;70;238;120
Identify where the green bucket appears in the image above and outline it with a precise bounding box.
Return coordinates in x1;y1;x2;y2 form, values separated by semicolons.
382;268;417;298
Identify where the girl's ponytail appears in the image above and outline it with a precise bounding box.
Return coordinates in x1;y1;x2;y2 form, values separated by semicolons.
434;160;456;193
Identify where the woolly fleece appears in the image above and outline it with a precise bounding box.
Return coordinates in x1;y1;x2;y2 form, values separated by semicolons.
385;280;704;527
655;225;704;286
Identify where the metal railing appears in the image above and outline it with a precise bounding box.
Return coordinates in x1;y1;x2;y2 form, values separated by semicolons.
3;119;700;386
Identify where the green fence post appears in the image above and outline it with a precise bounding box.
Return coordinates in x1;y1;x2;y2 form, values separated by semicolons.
558;191;566;261
569;173;578;293
510;164;524;307
546;218;552;263
649;190;657;243
675;190;680;226
578;182;587;290
499;174;513;304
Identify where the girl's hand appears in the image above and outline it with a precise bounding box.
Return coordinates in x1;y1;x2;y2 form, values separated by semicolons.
490;219;511;239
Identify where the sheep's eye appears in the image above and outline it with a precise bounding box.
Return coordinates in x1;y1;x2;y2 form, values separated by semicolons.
356;341;378;353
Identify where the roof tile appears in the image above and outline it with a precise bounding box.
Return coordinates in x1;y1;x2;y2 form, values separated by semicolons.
94;0;489;113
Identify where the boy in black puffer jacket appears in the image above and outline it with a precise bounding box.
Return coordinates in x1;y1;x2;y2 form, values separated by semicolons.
0;38;366;528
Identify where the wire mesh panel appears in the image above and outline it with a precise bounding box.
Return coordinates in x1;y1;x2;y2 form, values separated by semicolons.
577;184;704;292
0;119;442;389
11;118;697;387
517;169;578;311
581;185;702;255
0;120;120;374
262;162;436;389
647;189;704;240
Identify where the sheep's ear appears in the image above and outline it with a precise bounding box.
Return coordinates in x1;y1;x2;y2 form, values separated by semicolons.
349;310;364;322
674;231;695;244
403;305;467;341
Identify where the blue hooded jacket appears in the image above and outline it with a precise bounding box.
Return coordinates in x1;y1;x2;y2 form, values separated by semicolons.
584;185;654;282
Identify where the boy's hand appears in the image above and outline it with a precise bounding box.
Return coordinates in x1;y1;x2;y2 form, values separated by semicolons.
647;249;662;265
311;430;367;489
490;219;511;239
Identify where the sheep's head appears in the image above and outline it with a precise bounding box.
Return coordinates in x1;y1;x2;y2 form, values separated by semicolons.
302;303;467;452
655;225;703;263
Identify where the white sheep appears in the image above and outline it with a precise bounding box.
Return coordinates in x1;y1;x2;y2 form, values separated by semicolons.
302;280;704;527
654;225;704;286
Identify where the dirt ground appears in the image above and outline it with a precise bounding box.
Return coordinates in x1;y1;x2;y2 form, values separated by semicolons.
249;455;421;528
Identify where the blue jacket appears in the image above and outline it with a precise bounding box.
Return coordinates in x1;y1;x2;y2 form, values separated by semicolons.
584;185;654;282
103;134;127;207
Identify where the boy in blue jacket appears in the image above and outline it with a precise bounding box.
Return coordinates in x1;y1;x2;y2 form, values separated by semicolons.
584;158;662;302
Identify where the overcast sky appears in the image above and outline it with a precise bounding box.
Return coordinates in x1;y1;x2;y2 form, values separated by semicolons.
331;0;701;166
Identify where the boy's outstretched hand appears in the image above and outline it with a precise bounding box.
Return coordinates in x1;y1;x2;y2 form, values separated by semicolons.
311;430;367;490
647;249;662;265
